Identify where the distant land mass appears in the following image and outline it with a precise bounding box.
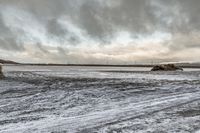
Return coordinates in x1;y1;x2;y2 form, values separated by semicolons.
0;59;200;68
0;59;19;64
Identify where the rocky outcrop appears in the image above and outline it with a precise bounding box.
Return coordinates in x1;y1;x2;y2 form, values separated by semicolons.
151;64;183;71
0;65;4;79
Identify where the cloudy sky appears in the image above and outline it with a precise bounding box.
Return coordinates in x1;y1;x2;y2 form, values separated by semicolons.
0;0;200;64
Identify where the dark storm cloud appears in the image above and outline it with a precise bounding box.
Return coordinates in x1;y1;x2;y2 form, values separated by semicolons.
1;0;157;41
0;0;199;37
74;0;158;41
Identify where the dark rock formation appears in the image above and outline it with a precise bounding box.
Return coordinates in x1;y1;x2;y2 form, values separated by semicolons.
151;64;183;71
0;65;4;79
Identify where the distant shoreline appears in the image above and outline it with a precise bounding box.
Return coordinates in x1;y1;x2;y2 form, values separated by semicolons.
1;58;200;68
3;63;200;69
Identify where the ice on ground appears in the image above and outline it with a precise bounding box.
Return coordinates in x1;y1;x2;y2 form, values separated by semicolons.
0;65;200;133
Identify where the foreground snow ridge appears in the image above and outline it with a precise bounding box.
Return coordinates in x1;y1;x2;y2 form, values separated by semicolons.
0;65;200;133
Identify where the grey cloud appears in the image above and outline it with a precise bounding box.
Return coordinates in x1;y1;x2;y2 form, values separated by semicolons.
36;43;50;54
57;47;68;56
76;0;157;41
1;0;200;37
15;0;157;41
178;0;200;31
46;18;80;45
47;19;67;36
0;0;200;63
153;0;200;33
0;14;25;51
0;38;25;51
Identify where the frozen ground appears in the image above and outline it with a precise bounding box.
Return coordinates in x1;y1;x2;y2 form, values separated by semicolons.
0;65;200;133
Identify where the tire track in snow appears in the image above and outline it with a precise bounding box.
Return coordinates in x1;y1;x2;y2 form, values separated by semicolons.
2;91;200;133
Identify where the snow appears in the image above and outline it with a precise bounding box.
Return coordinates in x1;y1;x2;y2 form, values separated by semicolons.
0;65;200;133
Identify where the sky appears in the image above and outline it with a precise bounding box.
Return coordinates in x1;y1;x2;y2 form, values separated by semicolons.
0;0;200;64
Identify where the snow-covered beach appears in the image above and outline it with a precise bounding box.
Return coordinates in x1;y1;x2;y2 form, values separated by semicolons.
0;65;200;133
